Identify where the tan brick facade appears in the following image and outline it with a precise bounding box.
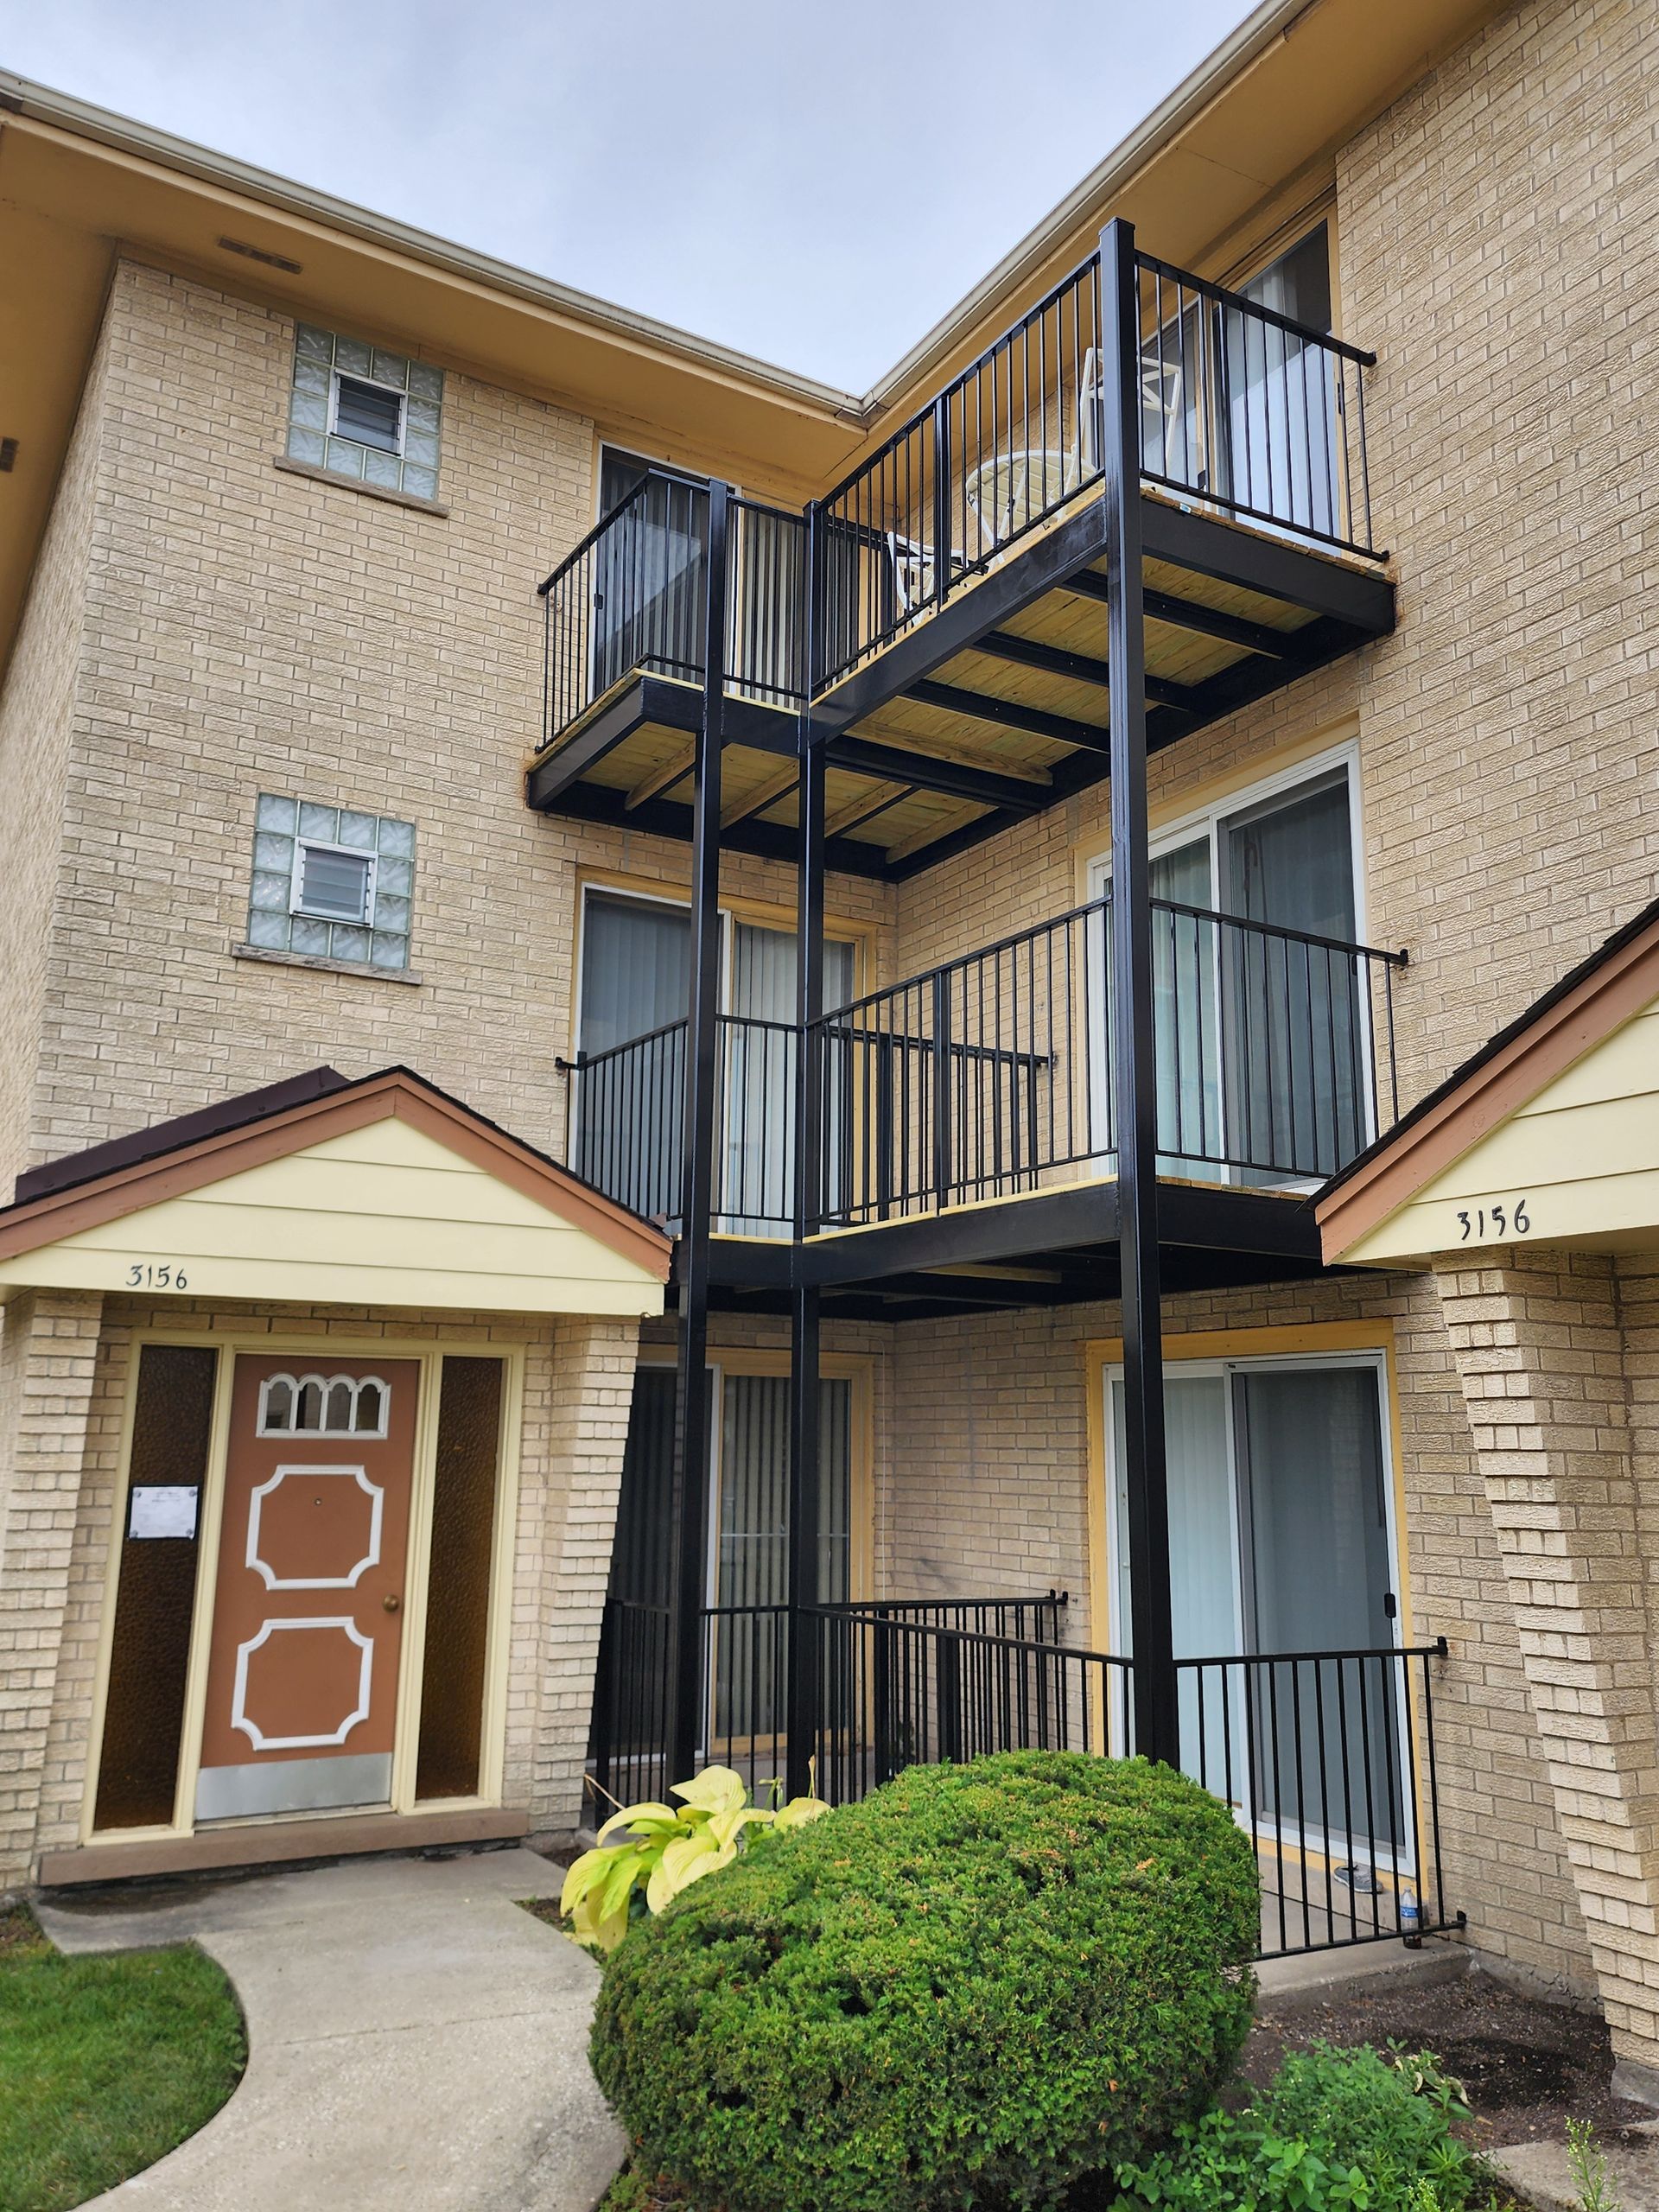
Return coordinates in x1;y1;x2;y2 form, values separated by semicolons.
0;0;1656;2062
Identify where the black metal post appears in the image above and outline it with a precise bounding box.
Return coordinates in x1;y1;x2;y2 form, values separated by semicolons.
668;480;729;1785
786;502;827;1799
1101;219;1179;1769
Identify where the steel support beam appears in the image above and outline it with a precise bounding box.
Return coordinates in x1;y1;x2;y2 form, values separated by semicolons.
1102;220;1179;1770
973;628;1199;714
669;481;729;1785
787;505;828;1797
823;734;1046;814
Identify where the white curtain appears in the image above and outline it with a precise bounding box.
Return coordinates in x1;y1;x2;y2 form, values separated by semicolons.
722;924;853;1237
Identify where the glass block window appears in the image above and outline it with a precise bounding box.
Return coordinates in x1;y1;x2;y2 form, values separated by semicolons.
247;793;416;970
285;325;444;500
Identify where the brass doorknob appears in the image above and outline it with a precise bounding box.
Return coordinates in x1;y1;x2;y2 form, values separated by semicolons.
384;1593;402;1613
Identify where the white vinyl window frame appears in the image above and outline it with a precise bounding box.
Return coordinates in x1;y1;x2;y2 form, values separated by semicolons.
1100;1345;1414;1875
1084;738;1369;1188
290;837;378;928
328;368;408;459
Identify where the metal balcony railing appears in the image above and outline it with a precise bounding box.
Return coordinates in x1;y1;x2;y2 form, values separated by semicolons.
536;249;1378;741
586;1592;1455;1960
537;475;806;752
560;899;1404;1231
561;1011;798;1235
810;894;1406;1227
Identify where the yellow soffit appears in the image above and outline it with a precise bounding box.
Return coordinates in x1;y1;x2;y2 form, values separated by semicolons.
1340;996;1659;1268
0;1113;667;1318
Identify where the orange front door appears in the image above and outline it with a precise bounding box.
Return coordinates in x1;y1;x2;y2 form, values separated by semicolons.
194;1356;421;1823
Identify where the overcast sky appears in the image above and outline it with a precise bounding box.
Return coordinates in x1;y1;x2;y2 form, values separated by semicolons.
6;0;1255;391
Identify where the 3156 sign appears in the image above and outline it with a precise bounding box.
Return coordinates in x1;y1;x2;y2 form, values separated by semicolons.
124;1261;189;1288
1456;1198;1532;1242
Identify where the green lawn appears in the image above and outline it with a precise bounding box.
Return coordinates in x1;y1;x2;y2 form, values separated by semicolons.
0;1904;245;2212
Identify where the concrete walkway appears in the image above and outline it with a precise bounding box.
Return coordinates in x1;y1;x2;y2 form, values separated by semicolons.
35;1847;623;2212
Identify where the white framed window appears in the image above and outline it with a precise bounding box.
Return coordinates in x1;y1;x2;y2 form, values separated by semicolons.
257;1370;391;1438
291;839;376;927
329;372;405;457
286;326;443;498
247;794;416;969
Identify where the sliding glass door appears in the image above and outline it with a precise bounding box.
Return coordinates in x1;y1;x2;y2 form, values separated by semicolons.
591;448;709;696
1088;754;1364;1185
601;1363;855;1762
1108;1355;1406;1870
1222;771;1364;1181
575;891;854;1237
711;1375;852;1745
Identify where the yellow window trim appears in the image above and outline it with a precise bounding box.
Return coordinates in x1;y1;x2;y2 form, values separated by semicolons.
636;1344;876;1604
1081;1319;1414;1660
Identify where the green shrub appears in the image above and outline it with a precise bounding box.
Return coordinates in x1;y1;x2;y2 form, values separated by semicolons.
592;1751;1260;2212
1109;2042;1480;2211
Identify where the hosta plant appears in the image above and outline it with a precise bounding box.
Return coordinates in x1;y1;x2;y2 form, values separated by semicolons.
561;1764;827;1951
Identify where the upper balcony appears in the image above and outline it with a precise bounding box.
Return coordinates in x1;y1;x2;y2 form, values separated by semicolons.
561;889;1406;1319
528;238;1395;883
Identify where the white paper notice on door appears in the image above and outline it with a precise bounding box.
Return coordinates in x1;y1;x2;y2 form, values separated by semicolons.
128;1485;200;1540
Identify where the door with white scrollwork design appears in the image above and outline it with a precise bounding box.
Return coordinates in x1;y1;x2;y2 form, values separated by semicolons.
194;1356;419;1822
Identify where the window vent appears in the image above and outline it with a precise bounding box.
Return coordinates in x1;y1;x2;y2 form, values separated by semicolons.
296;844;373;924
333;376;404;454
219;235;303;275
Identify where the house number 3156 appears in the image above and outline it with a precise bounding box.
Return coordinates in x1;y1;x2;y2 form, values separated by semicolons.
125;1261;189;1288
1456;1199;1531;1242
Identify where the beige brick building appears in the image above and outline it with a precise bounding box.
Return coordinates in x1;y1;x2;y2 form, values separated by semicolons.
3;0;1659;2089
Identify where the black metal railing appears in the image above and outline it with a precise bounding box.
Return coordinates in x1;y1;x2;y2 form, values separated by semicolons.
537;252;1377;734
812;894;1405;1226
588;1592;1067;1809
562;1012;799;1235
809;1602;1129;1808
587;1597;1454;1959
815;245;1378;689
537;474;806;752
1173;1643;1453;1957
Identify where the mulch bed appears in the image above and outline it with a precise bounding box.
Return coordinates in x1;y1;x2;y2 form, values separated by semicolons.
1244;1961;1652;2148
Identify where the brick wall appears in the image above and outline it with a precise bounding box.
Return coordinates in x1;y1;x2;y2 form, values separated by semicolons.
10;257;888;1182
882;1268;1596;1998
0;311;111;1195
1436;1248;1659;2062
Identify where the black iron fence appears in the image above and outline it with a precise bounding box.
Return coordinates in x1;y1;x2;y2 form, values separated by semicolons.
561;1012;798;1235
537;476;806;752
811;894;1405;1225
586;1595;1455;1960
815;245;1378;689
537;251;1378;741
587;1592;1066;1810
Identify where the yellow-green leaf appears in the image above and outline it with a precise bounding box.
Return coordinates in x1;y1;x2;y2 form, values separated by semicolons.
597;1802;683;1844
775;1795;832;1830
597;1846;649;1924
559;1847;615;1916
670;1764;747;1815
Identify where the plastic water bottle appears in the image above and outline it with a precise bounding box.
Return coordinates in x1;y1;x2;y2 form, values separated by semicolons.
1400;1886;1421;1948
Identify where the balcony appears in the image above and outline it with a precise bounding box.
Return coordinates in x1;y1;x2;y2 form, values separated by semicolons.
528;239;1395;884
561;893;1405;1314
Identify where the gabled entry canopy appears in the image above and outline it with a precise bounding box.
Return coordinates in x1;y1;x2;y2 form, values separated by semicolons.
0;1065;671;1315
1319;897;1659;1267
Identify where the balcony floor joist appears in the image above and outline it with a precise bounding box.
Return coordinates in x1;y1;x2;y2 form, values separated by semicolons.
525;490;1393;885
